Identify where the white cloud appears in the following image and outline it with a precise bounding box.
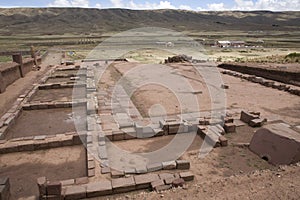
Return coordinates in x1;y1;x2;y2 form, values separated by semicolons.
47;0;300;11
232;0;300;11
207;3;226;11
48;0;89;7
111;0;176;10
179;5;192;10
110;0;124;8
95;3;102;8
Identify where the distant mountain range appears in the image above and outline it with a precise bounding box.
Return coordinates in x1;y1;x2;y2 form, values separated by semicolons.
0;8;299;35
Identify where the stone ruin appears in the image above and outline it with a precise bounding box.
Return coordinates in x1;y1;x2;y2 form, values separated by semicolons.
164;54;192;63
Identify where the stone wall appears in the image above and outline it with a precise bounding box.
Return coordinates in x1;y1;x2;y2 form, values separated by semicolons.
0;62;21;93
0;54;42;93
218;63;300;86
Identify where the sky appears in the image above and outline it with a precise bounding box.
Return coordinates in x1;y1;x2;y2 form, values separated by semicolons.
0;0;299;11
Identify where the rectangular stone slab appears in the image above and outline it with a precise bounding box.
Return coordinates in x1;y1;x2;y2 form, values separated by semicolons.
86;180;112;197
111;177;136;193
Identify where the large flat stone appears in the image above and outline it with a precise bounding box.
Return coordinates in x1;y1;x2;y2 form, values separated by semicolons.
86;180;112;197
111;177;136;193
134;174;160;189
64;185;86;200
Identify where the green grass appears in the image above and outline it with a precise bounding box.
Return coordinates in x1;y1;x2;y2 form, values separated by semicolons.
0;56;11;62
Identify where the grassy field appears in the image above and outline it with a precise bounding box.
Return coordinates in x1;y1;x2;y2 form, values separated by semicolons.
0;30;299;63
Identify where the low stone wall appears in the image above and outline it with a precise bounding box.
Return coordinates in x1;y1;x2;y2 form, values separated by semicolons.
0;62;21;93
22;58;35;75
218;63;300;86
0;54;43;93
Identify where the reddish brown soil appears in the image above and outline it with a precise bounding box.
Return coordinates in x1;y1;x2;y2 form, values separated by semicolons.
0;145;87;200
6;107;86;139
30;87;86;102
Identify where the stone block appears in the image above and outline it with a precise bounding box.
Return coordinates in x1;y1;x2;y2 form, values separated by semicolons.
219;136;228;147
162;161;177;170
60;179;74;186
240;111;260;124
249;118;267;127
75;177;89;185
151;179;165;191
224;123;236;133
88;160;95;170
88;169;95;177
176;160;190;170
46;181;62;196
101;167;111;174
86;180;112;198
111;170;125;178
98;146;107;159
134;174;160;190
172;178;185;187
147;163;163;172
135;166;147;174
155;184;172;192
159;173;175;181
64;185;86;200
179;172;194;181
111;177;136;193
124;168;136;175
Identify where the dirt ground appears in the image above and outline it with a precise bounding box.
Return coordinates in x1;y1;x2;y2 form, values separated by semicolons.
30;87;86;102
0;145;87;200
112;61;300;125
6;107;86;139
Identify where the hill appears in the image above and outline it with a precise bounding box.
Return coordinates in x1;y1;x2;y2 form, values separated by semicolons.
0;8;299;35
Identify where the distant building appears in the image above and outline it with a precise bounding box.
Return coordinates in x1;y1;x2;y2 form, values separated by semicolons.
217;40;245;48
217;41;231;48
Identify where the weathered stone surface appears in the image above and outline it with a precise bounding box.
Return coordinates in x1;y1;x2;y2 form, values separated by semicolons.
64;185;86;200
111;177;136;193
159;173;175;181
101;167;111;174
240;111;260;124
224;123;236;133
162;161;177;170
250;123;300;165
88;169;95;177
172;178;185;187
60;179;74;186
86;180;112;197
135;166;147;174
219;135;228;147
176;160;190;170
249;118;267;127
46;181;62;196
75;177;89;185
111;170;125;178
179;172;194;181
37;177;46;197
134;174;160;189
147;163;163;172
154;184;172;192
151;179;165;191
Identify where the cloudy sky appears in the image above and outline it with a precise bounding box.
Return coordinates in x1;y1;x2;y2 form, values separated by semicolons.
0;0;299;11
